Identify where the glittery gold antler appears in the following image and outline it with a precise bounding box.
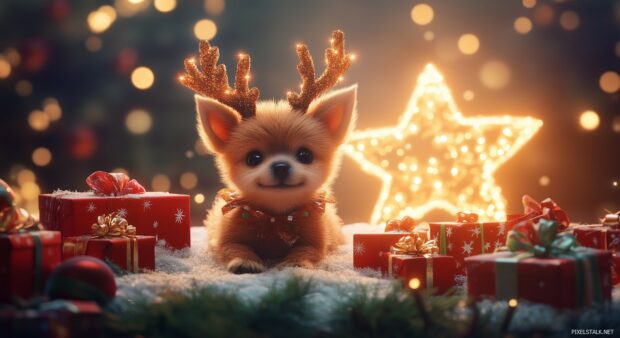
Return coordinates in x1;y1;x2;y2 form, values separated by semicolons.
179;40;260;119
287;30;354;113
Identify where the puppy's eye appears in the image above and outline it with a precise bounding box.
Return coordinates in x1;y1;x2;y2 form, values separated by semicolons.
245;150;263;167
296;147;313;164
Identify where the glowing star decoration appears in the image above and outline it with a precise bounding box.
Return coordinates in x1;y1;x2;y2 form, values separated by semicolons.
345;64;542;224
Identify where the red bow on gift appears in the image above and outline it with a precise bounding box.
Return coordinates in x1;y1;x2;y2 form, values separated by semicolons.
601;210;620;228
86;171;145;196
522;195;570;231
457;211;479;223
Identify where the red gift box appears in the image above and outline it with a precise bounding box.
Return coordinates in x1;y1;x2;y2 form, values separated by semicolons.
465;249;612;309
381;253;456;293
428;219;515;275
353;233;406;270
63;235;155;272
612;252;620;285
573;225;620;252
39;191;190;250
0;231;61;303
0;300;103;338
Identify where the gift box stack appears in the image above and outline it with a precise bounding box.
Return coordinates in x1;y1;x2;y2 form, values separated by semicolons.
572;211;620;284
353;216;457;294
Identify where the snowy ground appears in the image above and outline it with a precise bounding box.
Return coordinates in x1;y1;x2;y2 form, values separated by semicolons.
113;224;620;332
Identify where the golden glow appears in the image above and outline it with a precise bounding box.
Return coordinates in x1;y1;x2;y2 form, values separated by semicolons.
125;109;153;134
613;180;619;188
479;61;511;90
28;110;50;131
4;48;20;66
463;90;475;101
43;98;62;121
579;110;600;131
423;31;434;41
112;167;129;175
115;0;150;17
457;34;480;55
612;116;620;133
85;36;103;52
32;147;52;166
599;71;620;94
205;0;225;15
345;64;542;224
131;66;155;90
408;278;421;290
154;0;176;12
151;174;171;192
411;4;434;26
194;193;205;204
539;175;550;186
514;17;533;34
522;0;536;8
559;11;579;31
508;298;518;308
87;6;117;34
180;172;198;190
20;181;40;200
17;169;36;185
194;19;217;40
0;57;11;78
16;80;33;97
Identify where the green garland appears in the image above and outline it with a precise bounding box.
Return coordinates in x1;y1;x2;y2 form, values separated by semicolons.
104;278;620;338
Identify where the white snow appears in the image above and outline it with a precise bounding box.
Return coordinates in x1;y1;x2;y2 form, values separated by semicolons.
113;223;620;331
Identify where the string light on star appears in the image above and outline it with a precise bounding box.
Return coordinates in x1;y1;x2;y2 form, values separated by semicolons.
345;64;542;224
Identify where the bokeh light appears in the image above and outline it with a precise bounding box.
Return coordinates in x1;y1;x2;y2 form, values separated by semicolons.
612;116;620;133
131;66;155;89
87;6;117;33
125;109;153;134
28;110;50;131
154;0;176;13
4;47;21;66
533;5;554;26
43;98;62;121
194;139;209;156
522;0;536;9
410;4;434;26
180;172;198;190
17;169;35;185
514;17;533;34
194;193;205;204
112;167;129;175
205;0;225;15
115;0;150;17
32;147;52;166
559;11;579;31
539;175;550;186
16;80;33;97
408;278;421;290
194;19;217;40
85;36;103;52
0;57;11;78
579;110;600;131
463;90;475;101
599;71;620;94
20;181;40;200
423;31;434;41
151;174;171;192
479;61;511;90
457;34;480;55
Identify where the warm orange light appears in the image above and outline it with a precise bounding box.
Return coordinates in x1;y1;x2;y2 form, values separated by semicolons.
194;193;205;204
508;298;518;308
579;110;600;131
559;11;579;31
151;174;171;192
125;109;153;134
408;278;421;290
479;61;511;90
194;19;217;40
514;17;533;34
458;34;480;55
131;67;155;90
599;71;620;94
180;172;198;190
410;4;434;26
32;147;52;166
154;0;176;13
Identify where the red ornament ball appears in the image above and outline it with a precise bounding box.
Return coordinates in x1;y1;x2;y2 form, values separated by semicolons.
45;256;116;306
0;179;16;211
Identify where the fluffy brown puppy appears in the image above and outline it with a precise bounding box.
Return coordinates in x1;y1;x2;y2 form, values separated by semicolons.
181;30;356;273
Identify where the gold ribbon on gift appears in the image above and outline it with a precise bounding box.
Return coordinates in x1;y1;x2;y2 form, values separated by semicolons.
589;210;620;250
64;211;140;272
388;233;439;290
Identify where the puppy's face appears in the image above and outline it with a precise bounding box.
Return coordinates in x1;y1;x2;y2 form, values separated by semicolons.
196;85;357;213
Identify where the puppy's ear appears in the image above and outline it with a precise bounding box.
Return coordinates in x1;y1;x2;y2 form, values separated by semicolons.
195;95;241;153
307;84;357;144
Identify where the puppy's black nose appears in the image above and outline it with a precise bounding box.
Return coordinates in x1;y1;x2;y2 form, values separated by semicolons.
270;162;291;181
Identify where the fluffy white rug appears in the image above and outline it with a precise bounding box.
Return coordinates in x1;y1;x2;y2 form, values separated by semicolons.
113;224;620;332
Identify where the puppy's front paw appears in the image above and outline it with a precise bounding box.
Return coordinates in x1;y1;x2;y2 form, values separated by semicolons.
227;258;266;274
277;259;315;269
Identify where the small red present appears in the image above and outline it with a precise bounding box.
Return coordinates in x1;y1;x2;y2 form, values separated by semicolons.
573;211;620;252
353;233;405;270
62;211;155;272
612;252;620;285
380;233;456;293
465;219;612;309
39;171;190;250
0;300;103;338
428;212;517;275
0;231;62;303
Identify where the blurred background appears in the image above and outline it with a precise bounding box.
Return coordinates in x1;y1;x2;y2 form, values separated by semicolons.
0;0;619;225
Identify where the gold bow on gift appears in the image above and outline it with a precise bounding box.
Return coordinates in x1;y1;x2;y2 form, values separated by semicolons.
91;212;136;238
391;233;439;256
601;210;620;228
0;179;42;233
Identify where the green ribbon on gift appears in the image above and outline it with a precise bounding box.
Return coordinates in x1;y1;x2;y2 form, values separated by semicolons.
31;233;43;296
495;219;604;307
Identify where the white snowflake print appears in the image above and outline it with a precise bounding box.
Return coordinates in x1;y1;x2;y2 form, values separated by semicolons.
484;242;491;252
174;209;185;223
461;240;474;256
609;235;619;248
391;262;400;274
117;208;128;218
153;221;159;229
498;223;506;236
448;242;454;251
86;202;97;213
592;237;599;246
353;242;366;256
494;240;503;250
469;226;481;238
446;227;453;237
143;200;152;211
